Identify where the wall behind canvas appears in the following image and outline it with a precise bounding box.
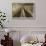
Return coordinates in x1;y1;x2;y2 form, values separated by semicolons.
0;0;46;28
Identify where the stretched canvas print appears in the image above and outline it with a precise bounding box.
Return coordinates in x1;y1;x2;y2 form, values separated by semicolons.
12;3;34;18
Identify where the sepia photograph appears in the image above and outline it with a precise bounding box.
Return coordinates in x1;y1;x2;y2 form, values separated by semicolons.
12;3;34;17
